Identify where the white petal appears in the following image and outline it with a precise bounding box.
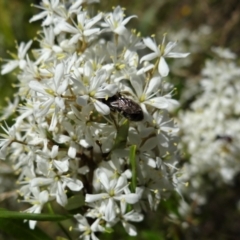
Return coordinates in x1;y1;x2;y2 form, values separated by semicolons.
114;25;127;35
130;75;143;98
141;137;157;151
39;190;49;204
124;211;144;222
29;80;47;95
158;57;169;77
164;41;177;55
167;52;190;58
79;139;92;148
29;12;47;23
122;221;137;236
30;178;53;187
1;61;19;75
145;76;161;96
98;171;110;190
68;144;77;158
51;145;59;158
145;96;168;109
140;52;159;63
29;220;37;230
105;198;116;222
143;37;159;53
66;179;83;191
84;28;100;36
55;96;65;109
115;176;127;193
85;193;108;202
53;160;69;173
49;111;58;131
123;193;139;204
54;63;64;88
93;100;110;115
77;95;89;106
57;79;68;95
56;182;68;206
122;15;137;25
54;134;71;143
85;13;102;29
19;59;27;69
19;40;33;58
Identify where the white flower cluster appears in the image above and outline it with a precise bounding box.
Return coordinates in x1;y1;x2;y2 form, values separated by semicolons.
179;47;240;204
0;0;189;238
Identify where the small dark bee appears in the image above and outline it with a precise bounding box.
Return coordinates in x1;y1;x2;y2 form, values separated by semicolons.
215;135;233;143
102;93;144;121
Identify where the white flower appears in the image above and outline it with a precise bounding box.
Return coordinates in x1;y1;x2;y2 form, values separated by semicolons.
140;36;189;77
33;26;63;63
103;6;137;35
29;0;62;25
0;123;18;159
29;62;68;129
128;74;169;117
30;145;83;206
85;170;139;222
1;40;32;75
72;64;118;115
179;49;240;206
24;188;49;229
54;11;102;44
74;214;104;240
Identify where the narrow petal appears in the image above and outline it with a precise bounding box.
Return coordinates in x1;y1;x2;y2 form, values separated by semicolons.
54;63;64;88
167;52;190;58
145;76;161;96
122;15;137;25
164;41;177;55
66;179;83;191
19;40;33;58
29;80;47;95
124;211;144;222
77;95;89;106
158;57;169;77
53;160;69;173
140;52;159;63
56;182;68;206
55;96;65;109
98;170;110;190
85;193;108;202
29;12;48;23
122;221;137;236
93;100;110;115
143;37;159;53
30;178;53;187
84;28;101;37
123;193;139;204
1;61;19;75
105;198;116;222
145;96;168;109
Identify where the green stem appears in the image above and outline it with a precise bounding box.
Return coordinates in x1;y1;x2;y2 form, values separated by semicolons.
47;203;73;240
129;145;137;193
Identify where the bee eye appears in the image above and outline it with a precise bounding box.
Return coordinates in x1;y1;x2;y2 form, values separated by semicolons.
100;93;143;121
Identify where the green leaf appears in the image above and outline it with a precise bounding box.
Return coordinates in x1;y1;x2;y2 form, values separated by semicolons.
0;208;71;221
65;193;85;211
112;119;129;150
129;145;137;192
0;218;52;240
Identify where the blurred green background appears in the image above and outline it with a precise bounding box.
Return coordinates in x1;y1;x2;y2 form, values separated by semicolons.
0;0;240;239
